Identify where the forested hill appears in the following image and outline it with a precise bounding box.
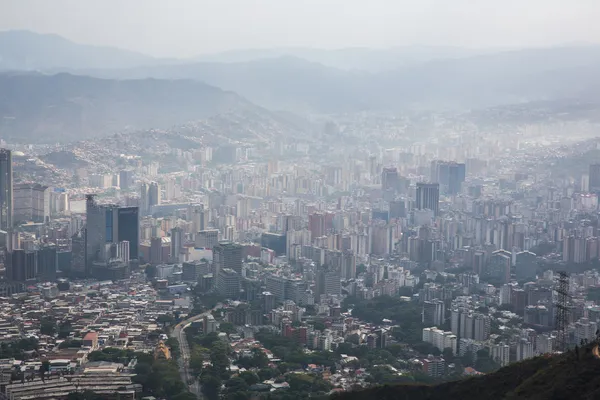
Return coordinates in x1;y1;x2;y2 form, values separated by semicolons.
333;343;600;400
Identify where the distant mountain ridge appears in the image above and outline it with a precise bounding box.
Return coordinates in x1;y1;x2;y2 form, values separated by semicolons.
3;30;600;114
0;30;162;70
192;46;491;72
81;46;600;112
0;72;258;142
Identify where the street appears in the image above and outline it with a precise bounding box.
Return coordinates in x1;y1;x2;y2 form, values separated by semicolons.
171;305;221;398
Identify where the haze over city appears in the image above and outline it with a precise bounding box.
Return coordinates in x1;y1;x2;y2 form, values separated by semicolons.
1;1;600;400
2;0;600;57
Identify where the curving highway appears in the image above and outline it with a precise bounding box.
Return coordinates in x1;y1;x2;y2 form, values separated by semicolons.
171;304;222;398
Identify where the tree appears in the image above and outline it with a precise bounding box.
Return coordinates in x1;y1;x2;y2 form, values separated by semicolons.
413;342;440;356
258;368;275;381
157;314;175;327
210;341;230;374
197;332;220;348
172;393;198;400
145;264;157;280
237;348;269;369
219;322;236;334
201;374;222;400
462;350;475;367
346;333;360;345
443;347;455;362
165;337;180;358
226;376;248;393
40;317;56;336
475;349;501;373
310;320;326;332
58;321;73;339
239;371;260;386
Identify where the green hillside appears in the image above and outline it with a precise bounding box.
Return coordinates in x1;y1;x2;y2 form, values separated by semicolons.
334;345;600;400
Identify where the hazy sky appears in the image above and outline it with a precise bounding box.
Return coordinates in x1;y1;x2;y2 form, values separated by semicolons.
2;0;599;58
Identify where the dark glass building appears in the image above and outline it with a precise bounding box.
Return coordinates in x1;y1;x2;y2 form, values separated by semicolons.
118;207;139;260
416;183;440;216
261;233;287;256
0;148;13;231
37;245;57;281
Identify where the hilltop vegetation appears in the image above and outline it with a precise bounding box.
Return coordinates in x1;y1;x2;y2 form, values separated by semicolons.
334;344;600;400
0;72;254;142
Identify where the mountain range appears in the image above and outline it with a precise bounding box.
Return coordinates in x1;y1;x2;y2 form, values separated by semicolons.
74;47;600;112
0;30;490;72
2;30;600;141
0;72;256;142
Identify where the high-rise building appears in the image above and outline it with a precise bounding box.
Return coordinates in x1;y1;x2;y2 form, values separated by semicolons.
119;170;133;191
448;163;466;195
431;161;466;195
473;314;491;341
341;251;356;280
261;232;287;256
189;204;205;233
423;300;445;327
150;237;164;265
216;268;240;298
590;164;600;192
140;182;161;216
382;167;400;192
515;251;537;281
315;269;341;301
213;241;243;276
0;149;13;231
416;183;440;216
117;207;139;261
488;250;512;284
170;227;183;262
37;245;57;281
196;229;220;249
182;260;209;281
8;249;36;282
389;199;406;220
85;196;139;275
13;183;49;223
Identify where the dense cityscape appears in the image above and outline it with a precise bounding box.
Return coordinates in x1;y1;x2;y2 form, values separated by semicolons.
2;2;600;399
0;106;599;399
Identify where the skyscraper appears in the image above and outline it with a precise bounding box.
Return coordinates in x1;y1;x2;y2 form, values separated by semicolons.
213;241;243;276
448;163;466;195
416;183;440;216
590;164;600;192
85;195;139;275
0;149;13;231
431;161;465;195
119;170;133;191
189;204;205;233
140;182;161;216
13;183;49;223
117;207;139;261
149;182;161;208
170;227;183;262
37;245;58;281
381;167;400;192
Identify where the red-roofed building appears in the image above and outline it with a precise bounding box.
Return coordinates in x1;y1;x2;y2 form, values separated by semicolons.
82;332;98;349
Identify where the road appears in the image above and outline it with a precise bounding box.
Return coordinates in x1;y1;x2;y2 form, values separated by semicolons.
171;304;222;398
